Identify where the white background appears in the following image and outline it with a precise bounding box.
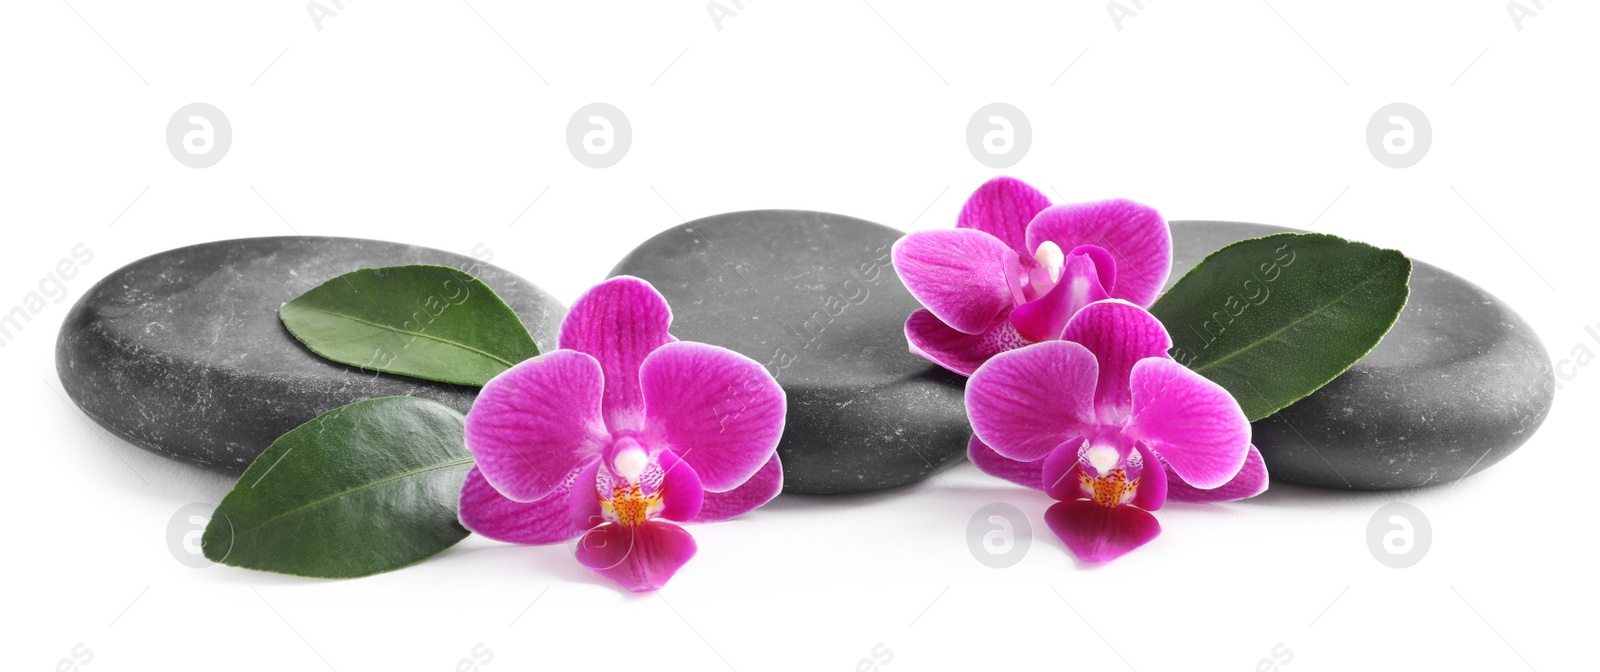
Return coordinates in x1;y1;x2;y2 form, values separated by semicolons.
3;1;1593;670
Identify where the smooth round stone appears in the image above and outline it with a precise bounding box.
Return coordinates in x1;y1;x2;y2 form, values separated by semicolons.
1169;221;1554;490
610;211;968;494
56;237;564;473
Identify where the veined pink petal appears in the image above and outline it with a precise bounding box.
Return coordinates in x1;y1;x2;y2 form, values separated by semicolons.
1069;244;1117;296
957;176;1053;256
1025;200;1172;307
1126;358;1251;490
1132;443;1167;511
891;229;1020;334
570;460;605;530
966;341;1099;462
466;350;611;502
1010;251;1110;342
693;454;783;523
1002;252;1028;306
1041;442;1083;501
653;449;705;522
1164;444;1268;502
574;520;697;593
905;309;1031;376
1060;301;1174;423
640;342;785;492
458;463;595;545
558;276;677;432
967;435;1046;490
1045;499;1161;563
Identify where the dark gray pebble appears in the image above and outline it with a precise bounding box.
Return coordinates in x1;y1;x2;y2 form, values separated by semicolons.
56;237;563;473
611;211;969;495
1169;221;1553;490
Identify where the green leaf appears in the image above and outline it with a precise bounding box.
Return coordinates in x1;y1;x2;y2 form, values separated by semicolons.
202;396;473;578
280;264;539;386
1150;232;1411;421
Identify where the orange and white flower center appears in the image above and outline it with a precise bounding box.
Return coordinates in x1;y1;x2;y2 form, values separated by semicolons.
1078;443;1140;506
598;442;663;527
602;483;662;527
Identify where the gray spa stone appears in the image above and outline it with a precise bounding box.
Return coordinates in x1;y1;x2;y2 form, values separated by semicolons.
1168;221;1554;490
56;237;563;473
610;211;968;495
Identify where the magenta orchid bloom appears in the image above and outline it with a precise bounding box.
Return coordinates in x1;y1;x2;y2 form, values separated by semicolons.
965;300;1268;562
458;276;786;592
891;177;1173;375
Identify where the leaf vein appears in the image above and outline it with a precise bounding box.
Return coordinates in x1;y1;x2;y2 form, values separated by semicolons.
230;458;473;536
293;305;518;368
1189;259;1405;376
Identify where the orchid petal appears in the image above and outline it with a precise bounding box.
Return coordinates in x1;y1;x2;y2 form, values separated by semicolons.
957;176;1053;256
1010;252;1111;342
458;463;595;545
466;350;611;502
1025;200;1171;307
1069;244;1117;296
640;342;785;492
693;454;784;523
570;460;605;530
653;449;706;522
905;309;1030;376
1060;300;1174;422
1132;443;1167;511
967;435;1046;490
1002;252;1028;306
966;341;1099;462
1045;499;1161;563
558;276;677;432
891;229;1020;334
1164;444;1269;502
1041;441;1084;501
1126;358;1251;490
574;520;697;593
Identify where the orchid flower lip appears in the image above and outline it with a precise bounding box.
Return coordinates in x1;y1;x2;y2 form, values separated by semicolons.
596;458;663;528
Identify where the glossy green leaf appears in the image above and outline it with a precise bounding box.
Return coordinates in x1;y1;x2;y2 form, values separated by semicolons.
202;396;473;578
280;264;539;386
1150;232;1411;421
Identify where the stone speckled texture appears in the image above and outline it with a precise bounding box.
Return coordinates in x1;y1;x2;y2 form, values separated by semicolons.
610;210;968;495
56;237;564;473
1170;221;1554;490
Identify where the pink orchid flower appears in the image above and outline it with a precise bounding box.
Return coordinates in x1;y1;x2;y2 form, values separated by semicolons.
965;300;1268;562
458;276;787;592
891;177;1173;375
